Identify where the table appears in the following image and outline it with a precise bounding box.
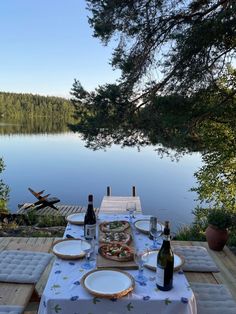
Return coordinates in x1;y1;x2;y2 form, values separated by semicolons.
39;214;197;314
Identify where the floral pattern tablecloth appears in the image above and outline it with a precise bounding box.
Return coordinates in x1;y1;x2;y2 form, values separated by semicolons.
39;214;197;314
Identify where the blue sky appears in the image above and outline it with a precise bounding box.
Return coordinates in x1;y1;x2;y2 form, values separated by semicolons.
0;0;119;97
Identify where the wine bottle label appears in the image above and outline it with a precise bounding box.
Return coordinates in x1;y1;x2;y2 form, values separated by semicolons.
156;265;165;287
85;224;96;239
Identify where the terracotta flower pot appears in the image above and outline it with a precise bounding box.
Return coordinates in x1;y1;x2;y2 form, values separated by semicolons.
206;225;229;251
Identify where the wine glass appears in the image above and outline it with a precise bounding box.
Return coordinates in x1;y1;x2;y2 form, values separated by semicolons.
126;202;136;224
150;227;162;249
134;248;149;284
81;239;94;270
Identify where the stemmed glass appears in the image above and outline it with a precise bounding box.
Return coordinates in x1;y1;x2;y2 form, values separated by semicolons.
81;239;94;270
126;202;136;225
150;227;162;249
134;248;149;284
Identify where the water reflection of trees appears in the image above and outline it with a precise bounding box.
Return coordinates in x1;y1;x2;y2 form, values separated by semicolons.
70;91;236;212
0;116;74;135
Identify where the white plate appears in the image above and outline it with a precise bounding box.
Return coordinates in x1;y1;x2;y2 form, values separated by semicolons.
83;269;134;297
53;239;91;259
134;219;164;234
144;250;184;271
66;213;85;225
83;269;134;298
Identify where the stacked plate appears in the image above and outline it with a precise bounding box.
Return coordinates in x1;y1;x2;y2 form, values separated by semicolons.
144;250;184;271
66;213;85;225
52;239;90;260
134;219;164;234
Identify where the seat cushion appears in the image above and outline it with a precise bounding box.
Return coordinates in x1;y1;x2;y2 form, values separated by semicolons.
174;246;219;272
0;250;53;284
0;305;24;314
191;283;236;314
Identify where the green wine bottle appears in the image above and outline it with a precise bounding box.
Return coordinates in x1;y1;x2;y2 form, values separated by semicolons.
156;221;174;291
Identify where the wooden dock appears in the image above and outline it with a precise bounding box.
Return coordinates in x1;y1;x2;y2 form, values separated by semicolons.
17;186;141;216
17;204;85;216
0;238;236;313
100;196;142;213
17;196;142;216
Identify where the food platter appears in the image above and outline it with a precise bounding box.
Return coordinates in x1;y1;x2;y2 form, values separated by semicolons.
99;220;130;233
99;231;132;245
66;213;85;225
143;250;184;271
52;239;91;260
99;243;134;262
82;269;134;298
134;219;164;234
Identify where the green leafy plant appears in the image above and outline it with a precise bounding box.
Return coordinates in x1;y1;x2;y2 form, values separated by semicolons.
207;208;232;230
0;158;9;213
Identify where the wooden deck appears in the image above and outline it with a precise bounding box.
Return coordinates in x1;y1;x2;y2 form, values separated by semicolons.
17;204;85;216
0;237;236;313
6;194;236;312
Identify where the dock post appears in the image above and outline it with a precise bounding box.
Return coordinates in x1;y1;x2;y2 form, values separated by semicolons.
107;186;111;196
132;186;136;197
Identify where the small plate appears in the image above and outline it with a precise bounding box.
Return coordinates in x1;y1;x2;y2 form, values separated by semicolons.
82;269;134;298
134;219;164;234
66;213;85;225
144;250;184;271
53;239;91;260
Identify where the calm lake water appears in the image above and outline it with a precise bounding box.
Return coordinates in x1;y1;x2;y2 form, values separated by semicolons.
0;122;203;230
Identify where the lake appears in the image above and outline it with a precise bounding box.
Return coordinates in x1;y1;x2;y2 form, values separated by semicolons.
0;121;202;230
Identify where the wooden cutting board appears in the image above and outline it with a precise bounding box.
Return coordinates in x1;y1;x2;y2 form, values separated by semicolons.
96;226;138;270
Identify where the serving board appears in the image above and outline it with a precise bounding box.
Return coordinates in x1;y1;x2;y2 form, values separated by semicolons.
96;224;138;270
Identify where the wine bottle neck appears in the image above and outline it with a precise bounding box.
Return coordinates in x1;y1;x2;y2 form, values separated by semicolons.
162;234;171;246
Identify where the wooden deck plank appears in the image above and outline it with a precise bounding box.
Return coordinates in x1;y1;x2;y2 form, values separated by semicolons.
63;205;73;216
71;206;81;214
0;237;13;251
0;283;34;307
5;237;54;252
17;205;82;216
59;205;69;216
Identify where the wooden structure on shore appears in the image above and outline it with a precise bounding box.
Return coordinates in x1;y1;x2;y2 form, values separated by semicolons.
9;188;236;312
0;238;236;313
17;186;141;216
17;204;85;216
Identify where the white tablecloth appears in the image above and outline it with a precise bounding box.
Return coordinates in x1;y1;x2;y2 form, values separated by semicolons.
39;214;197;314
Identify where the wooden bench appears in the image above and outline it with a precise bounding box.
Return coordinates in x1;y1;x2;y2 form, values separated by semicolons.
0;237;57;314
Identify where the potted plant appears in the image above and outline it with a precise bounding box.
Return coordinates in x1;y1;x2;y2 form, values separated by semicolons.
205;208;232;251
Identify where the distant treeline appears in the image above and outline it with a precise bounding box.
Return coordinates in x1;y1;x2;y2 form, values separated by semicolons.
0;92;75;118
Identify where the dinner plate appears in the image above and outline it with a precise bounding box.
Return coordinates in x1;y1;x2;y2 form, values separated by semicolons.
53;239;91;260
134;219;164;234
82;269;134;298
144;250;184;271
66;213;85;225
